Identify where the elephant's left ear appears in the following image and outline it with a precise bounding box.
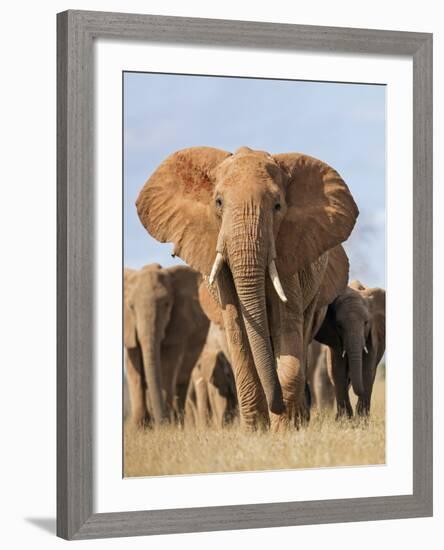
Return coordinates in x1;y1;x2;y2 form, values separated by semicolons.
273;153;359;274
317;245;350;308
367;287;385;317
367;287;386;351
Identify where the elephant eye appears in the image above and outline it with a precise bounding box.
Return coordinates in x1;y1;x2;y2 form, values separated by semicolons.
215;197;223;208
274;202;281;212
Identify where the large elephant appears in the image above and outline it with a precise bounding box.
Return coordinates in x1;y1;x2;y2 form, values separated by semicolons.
185;322;237;428
136;146;358;429
124;263;209;426
315;280;386;417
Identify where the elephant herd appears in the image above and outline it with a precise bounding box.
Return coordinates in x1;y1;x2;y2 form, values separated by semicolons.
124;146;386;432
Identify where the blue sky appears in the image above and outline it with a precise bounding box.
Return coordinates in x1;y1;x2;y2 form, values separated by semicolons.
124;72;385;288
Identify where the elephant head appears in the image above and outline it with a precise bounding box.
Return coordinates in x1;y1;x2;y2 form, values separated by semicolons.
124;264;174;424
316;281;386;404
136;147;358;417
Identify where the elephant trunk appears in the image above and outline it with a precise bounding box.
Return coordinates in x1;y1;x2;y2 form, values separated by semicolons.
345;335;364;397
227;211;284;415
139;332;168;424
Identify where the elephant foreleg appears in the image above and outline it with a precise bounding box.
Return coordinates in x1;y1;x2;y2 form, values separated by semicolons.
184;377;198;428
194;375;210;428
356;394;371;417
208;389;226;428
314;354;335;411
161;343;185;422
356;351;378;417
328;348;353;419
269;301;307;430
272;333;307;430
125;346;149;427
269;278;308;430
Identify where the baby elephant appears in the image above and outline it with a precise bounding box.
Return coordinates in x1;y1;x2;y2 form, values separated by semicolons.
185;322;237;428
315;280;385;417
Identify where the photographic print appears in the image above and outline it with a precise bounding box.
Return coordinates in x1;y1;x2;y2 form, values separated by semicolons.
56;12;432;538
123;72;386;478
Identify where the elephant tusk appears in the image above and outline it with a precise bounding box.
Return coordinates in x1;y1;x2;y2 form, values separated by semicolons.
268;260;288;303
342;350;346;358
364;345;369;354
209;252;224;285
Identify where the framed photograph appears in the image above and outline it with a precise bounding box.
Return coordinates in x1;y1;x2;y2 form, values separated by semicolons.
57;10;433;540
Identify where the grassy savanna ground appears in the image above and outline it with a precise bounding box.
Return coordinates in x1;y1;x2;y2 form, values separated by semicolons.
124;375;385;478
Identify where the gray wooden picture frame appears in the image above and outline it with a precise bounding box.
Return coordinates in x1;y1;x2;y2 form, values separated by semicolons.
57;9;433;540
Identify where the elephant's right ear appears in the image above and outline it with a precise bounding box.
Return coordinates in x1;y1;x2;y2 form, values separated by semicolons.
136;147;231;275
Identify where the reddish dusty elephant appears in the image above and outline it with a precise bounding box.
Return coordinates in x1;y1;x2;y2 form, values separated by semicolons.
137;147;358;429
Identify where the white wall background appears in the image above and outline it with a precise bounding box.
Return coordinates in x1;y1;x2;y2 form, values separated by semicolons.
0;0;441;548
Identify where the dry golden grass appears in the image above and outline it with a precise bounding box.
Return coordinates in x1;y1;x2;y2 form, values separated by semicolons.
124;376;385;478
